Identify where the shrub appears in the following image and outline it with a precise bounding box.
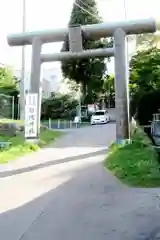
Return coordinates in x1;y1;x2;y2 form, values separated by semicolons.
105;126;160;187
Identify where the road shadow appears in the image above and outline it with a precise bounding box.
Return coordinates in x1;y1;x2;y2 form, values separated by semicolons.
0;163;160;240
0;148;107;178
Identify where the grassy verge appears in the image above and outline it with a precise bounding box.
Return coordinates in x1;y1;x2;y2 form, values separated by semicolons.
104;127;160;187
0;127;63;164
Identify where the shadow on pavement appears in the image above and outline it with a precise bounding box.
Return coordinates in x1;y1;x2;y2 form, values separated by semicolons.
0;163;159;240
0;149;107;179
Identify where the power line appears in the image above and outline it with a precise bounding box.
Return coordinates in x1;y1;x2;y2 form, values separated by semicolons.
78;0;94;9
79;0;102;20
73;1;100;21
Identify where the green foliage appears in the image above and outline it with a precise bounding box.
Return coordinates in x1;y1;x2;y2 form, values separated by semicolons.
0;67;19;119
136;33;160;49
137;90;160;125
41;93;78;120
61;0;108;104
0;126;63;164
130;47;160;93
105;127;160;187
129;47;160;120
0;67;17;94
103;74;115;107
65;78;79;93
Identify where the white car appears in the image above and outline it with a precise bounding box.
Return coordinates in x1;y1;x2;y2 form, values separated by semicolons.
91;110;110;125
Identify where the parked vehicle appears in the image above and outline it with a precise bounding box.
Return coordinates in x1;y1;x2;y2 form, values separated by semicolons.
90;110;110;125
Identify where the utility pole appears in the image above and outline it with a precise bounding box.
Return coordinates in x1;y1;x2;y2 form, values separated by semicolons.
20;0;26;120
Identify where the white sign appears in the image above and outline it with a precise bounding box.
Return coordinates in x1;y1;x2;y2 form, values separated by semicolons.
74;116;80;124
25;93;38;138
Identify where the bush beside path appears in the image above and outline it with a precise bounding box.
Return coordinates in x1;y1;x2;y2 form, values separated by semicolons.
0;120;63;164
104;127;160;187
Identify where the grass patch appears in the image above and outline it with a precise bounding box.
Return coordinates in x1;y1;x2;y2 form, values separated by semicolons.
38;128;63;147
104;127;160;187
0;127;63;164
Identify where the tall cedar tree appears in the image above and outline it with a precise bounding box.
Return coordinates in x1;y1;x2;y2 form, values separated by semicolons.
61;0;109;104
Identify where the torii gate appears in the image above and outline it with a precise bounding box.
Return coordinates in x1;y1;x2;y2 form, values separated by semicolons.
7;17;159;143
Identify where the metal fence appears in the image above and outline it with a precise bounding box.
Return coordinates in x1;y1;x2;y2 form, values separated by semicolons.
0;94;14;120
43;119;89;130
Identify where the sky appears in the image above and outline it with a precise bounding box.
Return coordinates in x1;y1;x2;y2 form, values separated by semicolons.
0;0;159;73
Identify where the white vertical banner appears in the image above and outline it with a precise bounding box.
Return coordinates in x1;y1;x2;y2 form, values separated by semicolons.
25;93;38;138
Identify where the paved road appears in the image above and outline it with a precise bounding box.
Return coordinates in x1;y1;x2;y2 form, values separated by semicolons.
0;123;160;240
